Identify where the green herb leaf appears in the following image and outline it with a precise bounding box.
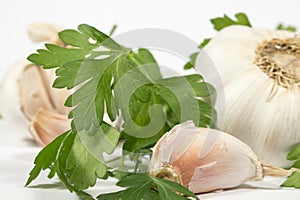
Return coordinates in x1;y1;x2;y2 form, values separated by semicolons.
97;174;199;200
287;144;300;161
211;12;251;31
65;124;120;190
281;143;300;189
26;122;120;193
183;38;211;70
282;172;300;189
25;132;71;187
120;73;215;152
276;24;297;32
183;52;198;70
25;130;93;199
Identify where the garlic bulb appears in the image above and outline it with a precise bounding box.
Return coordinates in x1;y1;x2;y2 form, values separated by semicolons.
195;25;300;167
0;23;70;146
149;121;297;194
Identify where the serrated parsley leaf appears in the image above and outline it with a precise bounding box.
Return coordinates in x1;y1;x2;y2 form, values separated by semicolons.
97;174;199;200
282;172;300;189
27;24;121;69
26;122;120;194
281;143;300;189
119;72;215;152
211;12;251;31
277;24;297;32
28;24;131;131
198;38;211;49
183;38;211;70
25;132;71;186
183;52;198;70
287;144;300;161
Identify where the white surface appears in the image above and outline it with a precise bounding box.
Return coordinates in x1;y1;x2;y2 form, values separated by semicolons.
1;116;300;199
1;0;300;199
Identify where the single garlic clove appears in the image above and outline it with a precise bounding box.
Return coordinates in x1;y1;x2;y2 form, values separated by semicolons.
29;108;71;146
149;121;296;194
41;69;71;115
19;63;71;120
19;63;56;120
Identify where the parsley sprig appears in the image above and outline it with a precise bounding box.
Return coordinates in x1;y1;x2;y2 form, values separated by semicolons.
26;24;214;199
97;174;199;200
281;144;300;188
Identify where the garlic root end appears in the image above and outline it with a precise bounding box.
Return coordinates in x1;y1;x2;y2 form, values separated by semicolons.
262;163;297;177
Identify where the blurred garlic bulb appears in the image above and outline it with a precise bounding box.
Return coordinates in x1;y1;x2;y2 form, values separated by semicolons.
149;121;297;194
0;23;70;146
196;25;300;167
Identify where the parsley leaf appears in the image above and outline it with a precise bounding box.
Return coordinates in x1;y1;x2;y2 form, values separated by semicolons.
276;24;297;32
97;174;199;200
119;73;215;152
28;24;127;131
27;24;121;69
286;144;300;160
25;131;72;187
26;123;121;194
281;144;300;189
183;38;211;70
282;172;300;188
183;52;198;70
210;12;251;31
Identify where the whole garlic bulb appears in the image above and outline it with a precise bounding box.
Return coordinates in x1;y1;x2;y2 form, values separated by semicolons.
149;121;296;194
196;25;300;167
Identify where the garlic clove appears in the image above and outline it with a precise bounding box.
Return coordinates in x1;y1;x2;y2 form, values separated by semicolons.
19;63;71;120
150;121;297;194
41;69;71;115
19;64;57;121
29;108;71;146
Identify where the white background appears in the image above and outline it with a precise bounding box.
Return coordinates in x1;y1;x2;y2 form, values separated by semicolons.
1;0;300;199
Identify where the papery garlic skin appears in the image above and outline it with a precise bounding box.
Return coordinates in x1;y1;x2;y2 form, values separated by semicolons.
196;25;300;167
149;121;295;194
